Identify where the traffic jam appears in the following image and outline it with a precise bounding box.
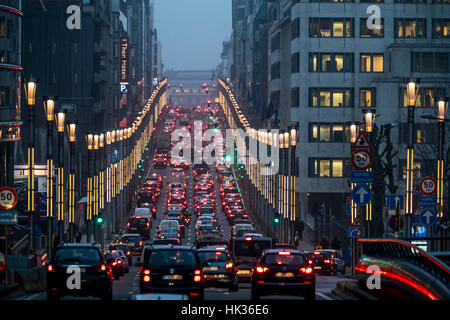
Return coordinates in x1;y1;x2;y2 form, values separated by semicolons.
42;102;343;301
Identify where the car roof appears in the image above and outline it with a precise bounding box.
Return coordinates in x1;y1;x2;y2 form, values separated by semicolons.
122;233;141;237
56;243;101;248
147;245;194;250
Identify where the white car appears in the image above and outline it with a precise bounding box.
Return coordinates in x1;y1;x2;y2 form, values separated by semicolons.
134;207;151;218
233;223;254;237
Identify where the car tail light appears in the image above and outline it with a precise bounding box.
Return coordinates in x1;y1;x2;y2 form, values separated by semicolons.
127;252;130;256
126;222;130;228
147;222;150;227
308;260;313;265
225;262;233;269
194;269;202;282
314;251;320;255
112;262;117;266
300;267;313;274
278;251;291;255
118;260;122;264
324;259;330;263
143;275;151;282
245;237;252;241
100;264;107;271
138;241;143;246
256;266;269;273
47;264;54;272
143;269;150;275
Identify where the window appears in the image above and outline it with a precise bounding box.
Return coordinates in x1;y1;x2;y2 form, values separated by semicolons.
291;87;300;107
360;18;384;38
360;54;384;72
400;87;445;107
395;19;427;39
271;33;280;52
411;52;449;73
309;123;349;142
360;88;376;107
309;18;353;38
432;19;450;38
271;62;281;79
292;52;300;73
292;18;300;39
309;53;354;72
309;158;350;177
309;88;353;107
0;18;5;37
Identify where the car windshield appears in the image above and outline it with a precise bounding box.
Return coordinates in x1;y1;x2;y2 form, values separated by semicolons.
234;240;272;257
199;251;229;262
135;208;150;216
147;250;197;267
129;218;147;226
265;253;306;266
122;236;141;243
54;248;101;263
160;221;179;228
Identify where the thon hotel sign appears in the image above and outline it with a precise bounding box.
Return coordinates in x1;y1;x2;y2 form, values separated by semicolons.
120;37;129;93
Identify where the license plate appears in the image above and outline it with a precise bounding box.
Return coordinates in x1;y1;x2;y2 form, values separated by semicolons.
275;272;294;278
314;266;322;270
204;266;218;271
237;270;250;275
163;274;183;280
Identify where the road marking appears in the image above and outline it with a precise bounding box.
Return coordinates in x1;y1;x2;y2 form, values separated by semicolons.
23;293;42;300
316;292;332;300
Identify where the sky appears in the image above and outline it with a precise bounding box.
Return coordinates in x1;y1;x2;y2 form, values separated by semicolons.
154;0;232;71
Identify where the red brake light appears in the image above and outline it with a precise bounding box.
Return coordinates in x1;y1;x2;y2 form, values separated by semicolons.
147;222;150;227
100;264;107;271
143;269;150;275
225;262;233;269
278;251;291;255
194;270;201;275
143;275;151;282
256;266;269;273
245;237;252;241
314;251;320;255
324;259;330;263
300;267;313;274
47;264;54;272
308;260;313;264
118;260;122;264
138;241;143;246
127;252;130;256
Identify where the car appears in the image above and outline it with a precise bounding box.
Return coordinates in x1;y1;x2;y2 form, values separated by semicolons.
158;227;181;242
46;244;113;300
126;216;151;240
105;252;122;280
120;234;144;256
139;202;157;219
198;248;238;292
165;216;185;237
111;251;125;276
134;207;152;219
304;251;336;275
250;249;315;300
159;219;180;231
232;223;255;238
229;236;274;282
114;250;130;273
108;243;132;265
138;245;205;300
316;249;346;274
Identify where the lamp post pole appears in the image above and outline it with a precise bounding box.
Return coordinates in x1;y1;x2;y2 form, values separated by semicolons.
56;111;66;243
290;128;298;245
86;133;93;243
278;132;284;243
43;97;55;255
363;110;375;238
93;134;99;242
437;98;448;251
99;133;105;245
106;131;112;241
68;123;76;243
26;80;37;254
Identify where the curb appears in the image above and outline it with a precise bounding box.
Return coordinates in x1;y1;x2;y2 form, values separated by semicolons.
336;280;378;300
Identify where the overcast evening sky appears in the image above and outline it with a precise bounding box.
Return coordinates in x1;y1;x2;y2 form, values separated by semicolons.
154;0;232;71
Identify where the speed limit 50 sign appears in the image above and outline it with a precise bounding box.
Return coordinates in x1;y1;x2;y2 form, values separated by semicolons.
0;187;18;210
419;177;437;196
351;149;373;170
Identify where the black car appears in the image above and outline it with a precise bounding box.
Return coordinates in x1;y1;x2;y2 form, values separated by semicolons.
120;234;144;255
126;216;151;240
138;245;205;300
109;243;132;265
198;248;238;291
304;251;336;275
105;252;121;280
251;249;315;300
46;244;113;300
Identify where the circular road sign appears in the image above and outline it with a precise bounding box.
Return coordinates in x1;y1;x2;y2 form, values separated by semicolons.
351;149;373;171
419;177;437;196
388;216;404;232
0;187;18;210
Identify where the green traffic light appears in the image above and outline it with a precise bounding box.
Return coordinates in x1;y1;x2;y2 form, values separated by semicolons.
225;155;232;163
96;216;103;224
274;218;279;223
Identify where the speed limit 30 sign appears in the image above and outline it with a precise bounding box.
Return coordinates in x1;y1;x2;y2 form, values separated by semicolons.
0;187;18;210
351;149;373;170
419;177;437;195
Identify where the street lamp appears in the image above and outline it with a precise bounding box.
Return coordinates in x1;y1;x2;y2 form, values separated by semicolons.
404;78;420;237
289;127;298;244
283;132;290;243
25;79;38;253
98;133;105;244
56;110;66;243
362;109;376;237
93;134;99;242
43;96;55;255
68;122;76;242
86;133;93;242
278;132;285;242
437;98;449;216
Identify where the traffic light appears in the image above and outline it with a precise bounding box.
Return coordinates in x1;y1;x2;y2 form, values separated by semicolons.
207;100;211;108
96;215;104;224
273;213;280;224
225;155;232;163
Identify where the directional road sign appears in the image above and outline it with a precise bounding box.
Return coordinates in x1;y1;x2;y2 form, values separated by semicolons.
351;184;372;206
0;187;18;210
0;210;18;225
388;195;405;211
420;208;437;226
347;227;360;238
353;131;371;148
419;196;437;208
419;177;437;195
351;149;373;170
351;171;373;183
